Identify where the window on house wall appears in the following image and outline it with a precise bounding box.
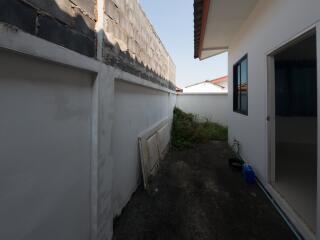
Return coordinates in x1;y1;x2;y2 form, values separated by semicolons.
233;55;248;115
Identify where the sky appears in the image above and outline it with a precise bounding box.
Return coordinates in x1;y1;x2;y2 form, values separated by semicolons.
140;0;228;88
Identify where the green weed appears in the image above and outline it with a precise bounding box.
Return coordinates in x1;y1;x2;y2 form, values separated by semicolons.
171;108;228;150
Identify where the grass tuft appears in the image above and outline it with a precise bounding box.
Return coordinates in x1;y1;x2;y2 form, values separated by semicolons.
171;108;228;150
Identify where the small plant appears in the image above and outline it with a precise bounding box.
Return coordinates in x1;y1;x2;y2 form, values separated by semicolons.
171;108;228;150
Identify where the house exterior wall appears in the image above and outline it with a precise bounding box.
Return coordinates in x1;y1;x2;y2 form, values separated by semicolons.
227;0;320;238
0;1;176;240
177;93;228;126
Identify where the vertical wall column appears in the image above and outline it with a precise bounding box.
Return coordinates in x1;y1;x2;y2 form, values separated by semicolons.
91;67;115;240
91;72;99;240
95;2;117;240
98;66;116;240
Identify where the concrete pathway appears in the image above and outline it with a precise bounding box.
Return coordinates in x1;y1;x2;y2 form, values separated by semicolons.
113;141;296;240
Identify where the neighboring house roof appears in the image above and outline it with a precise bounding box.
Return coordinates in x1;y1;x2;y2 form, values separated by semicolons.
176;86;183;93
210;76;228;86
185;76;228;88
184;80;210;89
183;76;228;93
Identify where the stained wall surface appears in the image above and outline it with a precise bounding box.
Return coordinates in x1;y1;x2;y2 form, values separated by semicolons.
0;1;176;240
0;49;94;240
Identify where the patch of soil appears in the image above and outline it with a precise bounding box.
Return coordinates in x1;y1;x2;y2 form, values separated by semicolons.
113;141;296;240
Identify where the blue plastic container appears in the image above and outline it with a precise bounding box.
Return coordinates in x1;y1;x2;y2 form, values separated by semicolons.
242;164;256;184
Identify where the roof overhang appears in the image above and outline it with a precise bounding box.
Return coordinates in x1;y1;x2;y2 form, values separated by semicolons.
194;0;258;60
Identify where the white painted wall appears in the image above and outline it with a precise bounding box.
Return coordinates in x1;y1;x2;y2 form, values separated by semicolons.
183;82;227;93
0;49;95;240
176;93;228;126
226;0;320;238
0;24;177;240
111;80;176;216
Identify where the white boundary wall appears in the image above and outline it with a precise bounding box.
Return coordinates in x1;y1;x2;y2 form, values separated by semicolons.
227;0;320;239
112;80;176;217
0;23;176;240
176;93;228;126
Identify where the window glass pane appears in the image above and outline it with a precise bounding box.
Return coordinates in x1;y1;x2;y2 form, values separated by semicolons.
241;58;248;84
233;56;248;114
237;64;241;111
240;90;248;113
240;58;248;114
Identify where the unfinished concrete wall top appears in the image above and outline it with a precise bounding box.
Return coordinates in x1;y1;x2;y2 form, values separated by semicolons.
0;0;97;57
0;0;176;89
103;0;176;88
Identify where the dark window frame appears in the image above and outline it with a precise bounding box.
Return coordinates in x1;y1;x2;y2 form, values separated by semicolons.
233;54;248;115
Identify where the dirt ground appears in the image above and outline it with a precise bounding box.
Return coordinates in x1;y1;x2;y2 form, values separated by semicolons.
113;141;297;240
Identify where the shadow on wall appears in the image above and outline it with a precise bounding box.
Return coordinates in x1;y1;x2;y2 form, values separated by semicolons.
102;36;176;90
0;0;97;57
0;0;175;90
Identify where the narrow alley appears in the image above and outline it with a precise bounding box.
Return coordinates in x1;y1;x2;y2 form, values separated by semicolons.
113;141;296;240
0;0;319;239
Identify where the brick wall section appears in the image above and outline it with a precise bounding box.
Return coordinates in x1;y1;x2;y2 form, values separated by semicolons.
0;0;176;86
103;0;176;86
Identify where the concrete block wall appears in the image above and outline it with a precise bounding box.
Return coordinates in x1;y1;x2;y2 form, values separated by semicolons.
0;0;175;88
0;0;96;57
103;0;176;87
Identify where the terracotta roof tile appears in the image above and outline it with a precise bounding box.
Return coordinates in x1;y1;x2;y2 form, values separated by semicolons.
210;76;228;84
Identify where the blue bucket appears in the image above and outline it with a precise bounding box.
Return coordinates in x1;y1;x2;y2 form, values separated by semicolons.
242;164;256;184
